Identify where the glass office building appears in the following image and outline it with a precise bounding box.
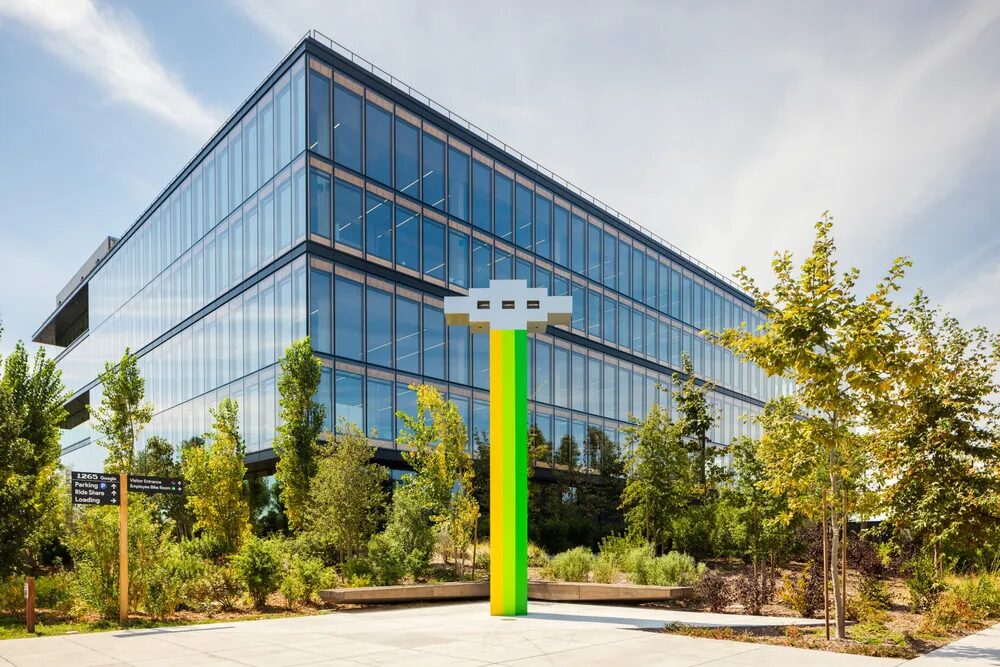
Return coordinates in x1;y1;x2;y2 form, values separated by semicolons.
38;32;791;474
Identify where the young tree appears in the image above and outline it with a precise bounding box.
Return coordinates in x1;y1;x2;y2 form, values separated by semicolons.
181;398;251;554
672;355;718;487
620;403;693;552
397;384;479;577
90;348;153;474
135;436;193;539
306;421;387;563
871;293;1000;566
273;338;324;532
714;215;908;639
0;331;68;577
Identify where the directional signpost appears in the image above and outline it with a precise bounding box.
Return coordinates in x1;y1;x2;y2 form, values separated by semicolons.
70;471;184;623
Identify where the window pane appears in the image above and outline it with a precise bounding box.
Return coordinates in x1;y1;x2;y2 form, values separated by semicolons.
645;255;657;306
258;101;273;185
276;81;292;169
447;148;469;221
472;239;491;288
365;102;392;184
333;178;362;248
618;303;630;351
494;248;512;280
618;240;631;298
396;296;421;373
534;341;551;404
448;326;469;384
554;347;568;407
632;247;644;299
422;218;445;280
333;84;362;171
365;193;393;260
553;205;569;268
571;284;585;331
494;172;513;241
515;258;532;285
335;276;362;360
514;184;532;250
588;224;602;281
535;266;551;293
334;370;362;432
603;297;617;344
277;176;292;251
367;377;393;440
423;305;445;380
422;134;445;209
307;71;330;158
587;290;601;337
472;333;489;389
395;118;420;197
632;309;644;355
317;366;332;432
395;205;419;270
534;195;551;259
259;192;274;264
571;214;586;275
472;160;492;231
603;232;617;291
448;229;469;288
572;353;586;412
366;287;392;367
395;382;417;442
309;267;331;354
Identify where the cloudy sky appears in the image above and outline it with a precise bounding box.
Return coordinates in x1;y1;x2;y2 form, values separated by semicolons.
0;0;998;358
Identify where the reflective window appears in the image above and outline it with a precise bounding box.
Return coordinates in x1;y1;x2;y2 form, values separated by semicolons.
632;247;644;298
309;267;331;354
534;195;551;259
494;248;512;280
618;302;630;349
670;269;682;318
494;172;513;241
472;334;489;390
396;296;421;373
422;134;445;209
587;290;601;337
335;370;363;432
366;287;392;367
365;103;392;185
422;218;445;280
571;214;585;275
571;284;585;331
258;99;272;185
317;366;333;432
423;305;445;380
618;240;631;298
333;178;362;249
658;263;669;314
587;223;602;281
260;192;274;265
395;382;417;441
335;275;362;360
515;258;532;285
472;239;491;288
447;148;469;221
645;255;657;307
514;184;532;250
535;266;551;293
365;193;393;260
333;84;362;171
554;347;569;408
308;169;331;238
276;79;292;169
391;204;419;271
307;71;330;158
367;377;394;440
603;297;616;344
244;112;258;195
395;118;420;197
603;362;616;419
534;340;551;404
574;353;588;412
448;229;469;288
632;309;644;355
277;175;292;252
618;367;630;421
448;326;469;384
472;160;492;231
603;232;617;291
553;204;569;268
553;275;569;297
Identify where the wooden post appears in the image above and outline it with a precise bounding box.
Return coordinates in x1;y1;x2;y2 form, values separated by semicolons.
822;488;830;641
119;472;128;625
25;577;35;634
842;492;848;617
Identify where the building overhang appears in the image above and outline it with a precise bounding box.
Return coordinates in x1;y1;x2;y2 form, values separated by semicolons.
33;282;88;346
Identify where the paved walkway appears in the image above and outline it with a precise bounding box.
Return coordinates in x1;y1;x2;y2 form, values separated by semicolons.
0;601;909;666
908;621;1000;665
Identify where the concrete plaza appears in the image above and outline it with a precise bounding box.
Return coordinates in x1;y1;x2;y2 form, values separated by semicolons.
0;600;917;667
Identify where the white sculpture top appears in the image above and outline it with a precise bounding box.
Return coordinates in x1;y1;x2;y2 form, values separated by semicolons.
443;280;573;333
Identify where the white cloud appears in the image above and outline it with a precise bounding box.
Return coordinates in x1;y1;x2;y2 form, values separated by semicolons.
0;0;220;137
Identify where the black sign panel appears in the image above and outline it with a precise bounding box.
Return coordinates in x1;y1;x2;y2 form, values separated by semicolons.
128;475;184;495
71;471;120;506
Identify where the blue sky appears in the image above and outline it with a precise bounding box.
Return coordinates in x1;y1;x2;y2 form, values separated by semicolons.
1;0;998;359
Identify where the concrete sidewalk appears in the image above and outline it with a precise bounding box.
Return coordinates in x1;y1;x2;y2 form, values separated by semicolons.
908;621;1000;665
0;601;907;666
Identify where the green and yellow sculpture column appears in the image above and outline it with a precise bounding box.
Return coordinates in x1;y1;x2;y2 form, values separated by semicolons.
445;280;572;616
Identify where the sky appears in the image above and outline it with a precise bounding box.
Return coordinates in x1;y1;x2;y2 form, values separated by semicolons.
0;0;998;360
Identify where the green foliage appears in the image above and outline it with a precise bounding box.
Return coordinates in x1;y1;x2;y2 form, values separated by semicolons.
543;547;594;582
232;535;281;609
527;541;549;568
631;551;705;586
279;553;326;607
145;542;206;618
906;556;945;613
397;385;478;577
273;338;324;532
592;551;620;583
0;579;23;615
35;570;76;613
620;404;692;552
136;436;194;539
858;576;892;610
305;422;386;563
778;566;814;617
91;348;153;474
0;329;68;578
70;498;173;619
923;589;981;633
191;563;242;611
672;354;718;486
696;569;731;613
951;573;1000;618
181;398;251;554
366;482;435;584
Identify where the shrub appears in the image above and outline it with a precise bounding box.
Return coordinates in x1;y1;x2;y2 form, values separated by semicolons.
473;547;490;577
146;543;206;617
619;543;656;575
233;536;281;609
368;483;434;582
544;547;594;582
696;569;730;613
952;574;1000;618
778;561;823;617
366;533;406;586
193;564;243;611
0;579;23;615
734;570;775;616
280;554;325;607
34;571;76;614
435;527;456;565
923;590;980;634
858;576;892;610
905;556;944;613
631;551;705;586
527;541;549;568
592;552;620;584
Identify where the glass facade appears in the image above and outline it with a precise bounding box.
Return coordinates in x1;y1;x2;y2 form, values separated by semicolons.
46;39;790;474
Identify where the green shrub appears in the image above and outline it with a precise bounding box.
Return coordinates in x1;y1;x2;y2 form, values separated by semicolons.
34;571;76;614
696;569;730;613
923;589;980;633
0;579;23;615
366;533;406;586
473;548;490;577
631;551;704;586
280;554;325;607
366;483;434;583
146;543;207;618
592;552;620;584
527;541;548;568
619;543;656;574
193;564;243;611
952;574;1000;618
233;536;281;609
858;575;892;610
544;547;594;582
906;556;944;613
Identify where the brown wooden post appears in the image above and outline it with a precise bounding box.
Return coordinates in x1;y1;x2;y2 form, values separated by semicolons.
25;577;35;633
119;472;128;625
822;488;830;641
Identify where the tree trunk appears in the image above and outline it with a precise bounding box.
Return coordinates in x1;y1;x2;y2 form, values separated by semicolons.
842;492;848;621
822;489;830;641
829;492;846;639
